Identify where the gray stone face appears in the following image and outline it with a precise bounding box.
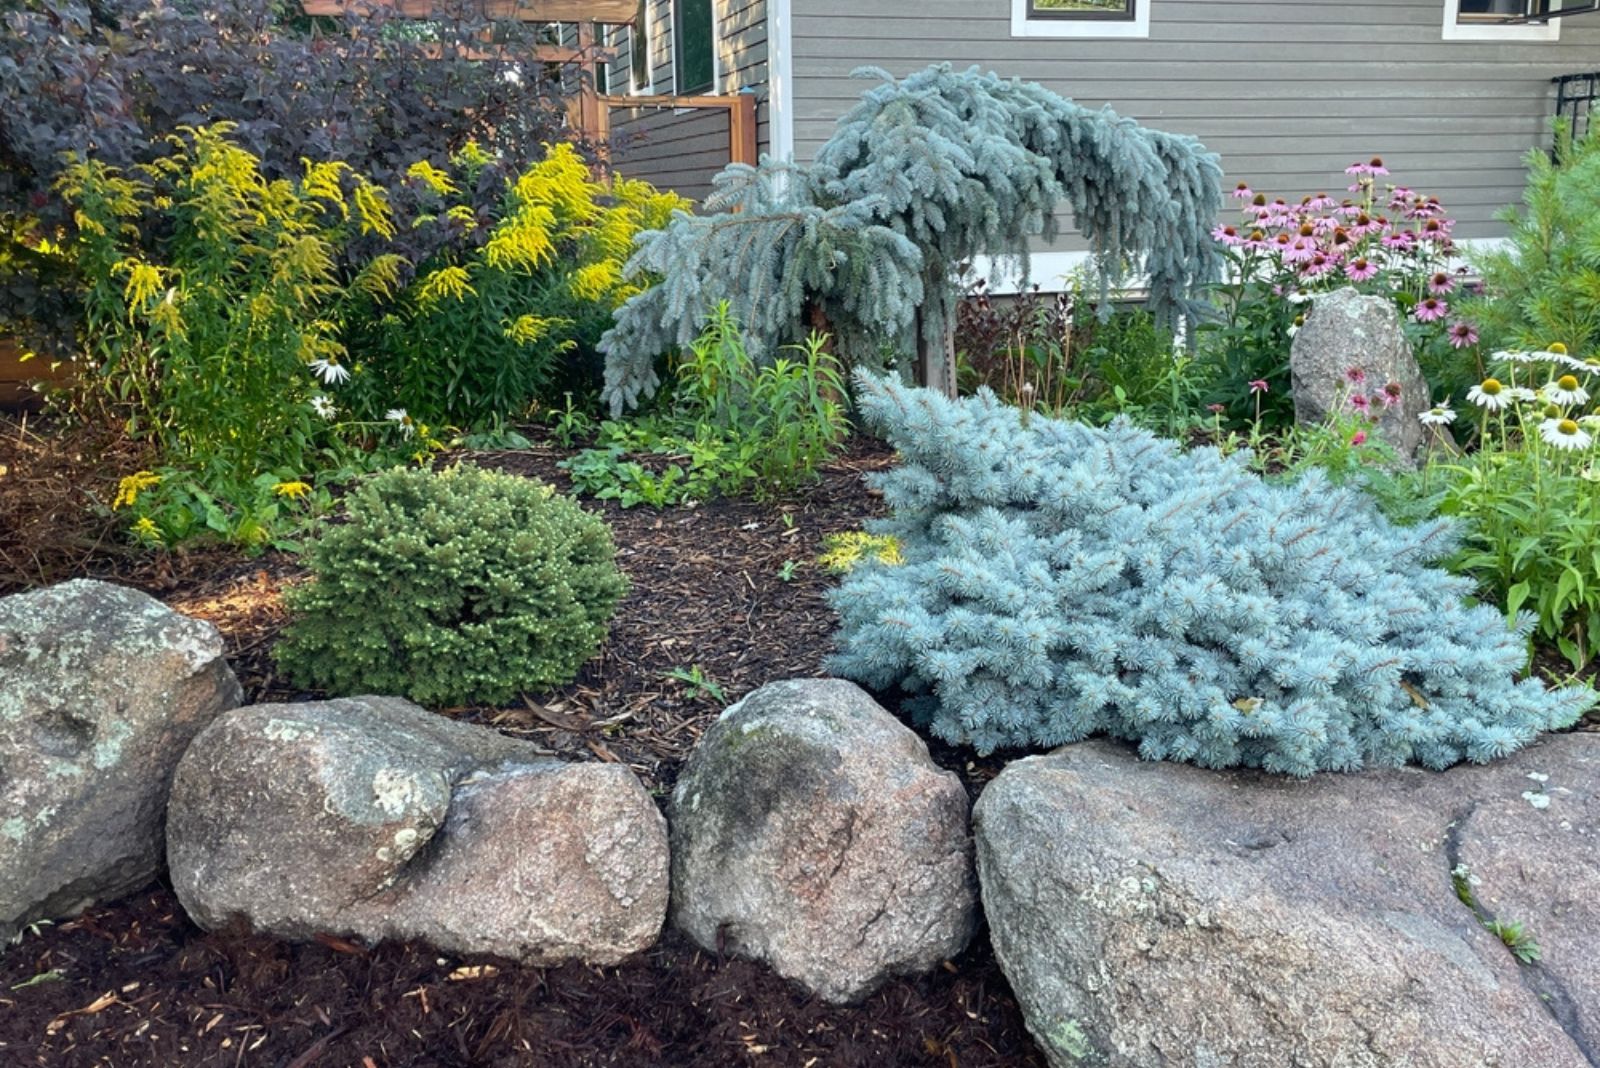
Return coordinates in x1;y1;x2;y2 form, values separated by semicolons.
670;678;976;1003
0;579;242;941
1289;286;1437;465
167;697;669;965
974;736;1600;1068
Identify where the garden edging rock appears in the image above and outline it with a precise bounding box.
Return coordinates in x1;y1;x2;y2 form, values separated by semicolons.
167;696;669;965
670;678;976;1003
0;579;242;942
975;735;1600;1068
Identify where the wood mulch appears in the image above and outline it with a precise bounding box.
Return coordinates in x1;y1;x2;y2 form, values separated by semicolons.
0;423;1046;1068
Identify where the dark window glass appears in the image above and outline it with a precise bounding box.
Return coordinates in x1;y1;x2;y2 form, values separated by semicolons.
630;0;649;90
675;0;715;94
1028;0;1136;19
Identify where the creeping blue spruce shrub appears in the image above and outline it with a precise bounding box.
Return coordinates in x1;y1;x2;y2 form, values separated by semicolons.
828;374;1595;776
276;465;626;707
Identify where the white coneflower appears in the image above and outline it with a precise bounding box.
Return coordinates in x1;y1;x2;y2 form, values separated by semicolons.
1467;378;1510;411
386;408;416;439
309;356;351;385
1539;417;1593;451
1491;349;1538;365
1579;413;1600;430
1418;403;1457;427
310;394;337;419
1542;374;1591;407
1507;386;1538;403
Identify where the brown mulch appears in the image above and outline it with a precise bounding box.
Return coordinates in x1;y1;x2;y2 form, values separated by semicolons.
0;424;1046;1068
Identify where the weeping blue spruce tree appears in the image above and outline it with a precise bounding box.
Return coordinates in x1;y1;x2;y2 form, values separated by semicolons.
828;374;1596;777
599;64;1224;413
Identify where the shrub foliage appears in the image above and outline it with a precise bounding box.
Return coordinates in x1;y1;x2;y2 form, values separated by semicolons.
828;373;1594;776
277;465;627;706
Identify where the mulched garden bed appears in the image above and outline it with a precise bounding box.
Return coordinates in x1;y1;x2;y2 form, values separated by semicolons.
0;425;1047;1068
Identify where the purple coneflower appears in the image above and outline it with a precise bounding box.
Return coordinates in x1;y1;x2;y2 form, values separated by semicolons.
1248;380;1270;395
1345;367;1368;386
1307;193;1337;211
1232;182;1254;199
1345;258;1379;282
1381;381;1403;406
1447;321;1479;349
1211;224;1245;246
1302;252;1335;278
1285;236;1316;263
1414;298;1448;323
1427;271;1455;296
1382;231;1414;250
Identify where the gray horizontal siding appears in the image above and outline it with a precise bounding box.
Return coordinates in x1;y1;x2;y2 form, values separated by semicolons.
791;0;1600;246
610;107;740;201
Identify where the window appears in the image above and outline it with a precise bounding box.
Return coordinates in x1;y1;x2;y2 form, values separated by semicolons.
1012;0;1150;38
1442;0;1561;39
674;0;716;95
630;0;651;92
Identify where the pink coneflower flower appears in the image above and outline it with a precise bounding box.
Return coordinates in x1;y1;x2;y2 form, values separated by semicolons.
1350;393;1372;414
1345;258;1379;282
1345;160;1372;176
1388;186;1415;206
1382;231;1414;250
1414;297;1448;323
1285;236;1317;263
1232;182;1254;199
1419;219;1451;241
1248;379;1270;394
1448;321;1479;349
1345;367;1368;386
1212;224;1245;245
1307;192;1337;211
1243;228;1270;251
1367;156;1390;176
1302;251;1336;277
1351;430;1368;446
1381;381;1403;406
1271;232;1295;255
1207;403;1227;414
1427;271;1455;296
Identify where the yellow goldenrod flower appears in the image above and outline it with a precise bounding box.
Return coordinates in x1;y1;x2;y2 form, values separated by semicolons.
115;260;165;307
130;516;163;545
570;260;621;302
452;139;492;170
417;265;476;304
503;314;563;345
272;480;312;500
113;471;162;510
406;160;459;197
353;180;397;239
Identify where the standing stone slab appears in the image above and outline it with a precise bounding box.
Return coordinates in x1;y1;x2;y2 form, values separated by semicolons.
1289;286;1435;465
670;678;976;1003
0;579;242;941
167;697;669;965
974;737;1600;1068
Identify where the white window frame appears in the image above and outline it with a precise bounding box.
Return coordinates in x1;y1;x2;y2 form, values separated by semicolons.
1011;0;1150;39
1442;0;1561;41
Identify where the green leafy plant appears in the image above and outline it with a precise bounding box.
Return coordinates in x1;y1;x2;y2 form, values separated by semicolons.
1434;349;1600;670
665;664;727;705
564;305;848;506
1486;919;1544;965
276;464;627;706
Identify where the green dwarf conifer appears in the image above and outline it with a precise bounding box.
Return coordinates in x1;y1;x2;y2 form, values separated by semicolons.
827;373;1595;776
600;65;1223;413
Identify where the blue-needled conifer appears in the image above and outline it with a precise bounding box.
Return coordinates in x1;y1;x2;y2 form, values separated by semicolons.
827;373;1596;777
599;65;1224;414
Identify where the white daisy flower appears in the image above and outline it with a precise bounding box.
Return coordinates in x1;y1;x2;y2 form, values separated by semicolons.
310;357;351;385
1507;387;1538;402
386;408;416;439
1492;349;1538;365
1418;404;1457;427
310;395;337;420
1539;417;1594;451
1579;414;1600;430
1467;379;1511;411
1541;375;1591;407
1550;352;1596;374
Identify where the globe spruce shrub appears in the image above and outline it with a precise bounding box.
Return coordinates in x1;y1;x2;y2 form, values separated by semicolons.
276;465;627;707
828;373;1596;776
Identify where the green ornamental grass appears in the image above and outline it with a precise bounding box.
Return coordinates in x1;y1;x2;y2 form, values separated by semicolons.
276;465;627;706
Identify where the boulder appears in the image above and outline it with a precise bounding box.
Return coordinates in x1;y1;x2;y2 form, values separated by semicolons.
167;697;668;965
974;736;1600;1068
1289;286;1437;465
670;678;975;1003
0;579;241;941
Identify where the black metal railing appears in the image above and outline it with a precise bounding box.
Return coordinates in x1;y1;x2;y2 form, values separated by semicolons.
1554;72;1597;142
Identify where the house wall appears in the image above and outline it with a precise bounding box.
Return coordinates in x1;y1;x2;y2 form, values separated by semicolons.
605;0;771;201
786;0;1600;259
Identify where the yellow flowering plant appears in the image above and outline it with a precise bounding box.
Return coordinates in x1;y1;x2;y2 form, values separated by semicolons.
342;142;688;426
